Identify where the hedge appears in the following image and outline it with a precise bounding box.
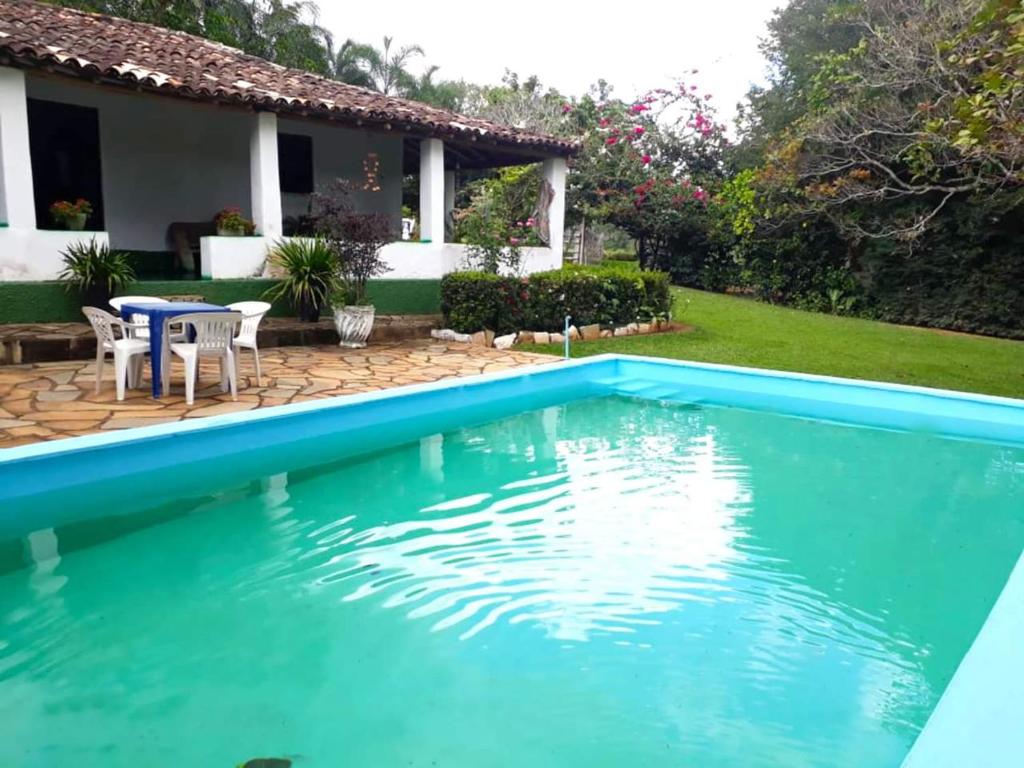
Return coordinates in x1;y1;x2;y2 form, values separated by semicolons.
440;265;672;334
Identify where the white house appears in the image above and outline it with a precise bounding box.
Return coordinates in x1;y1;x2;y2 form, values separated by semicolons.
0;0;573;283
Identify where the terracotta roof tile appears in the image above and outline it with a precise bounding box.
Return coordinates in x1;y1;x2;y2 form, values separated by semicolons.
0;0;575;156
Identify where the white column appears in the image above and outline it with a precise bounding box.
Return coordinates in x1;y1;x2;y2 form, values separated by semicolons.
419;138;445;243
249;111;282;239
542;157;567;260
0;67;37;229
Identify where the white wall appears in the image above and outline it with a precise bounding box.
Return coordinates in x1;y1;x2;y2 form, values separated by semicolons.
26;75;253;252
23;76;405;253
199;237;561;281
0;229;109;281
277;116;403;226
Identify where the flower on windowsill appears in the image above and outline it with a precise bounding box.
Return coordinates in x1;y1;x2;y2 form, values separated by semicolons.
49;198;92;227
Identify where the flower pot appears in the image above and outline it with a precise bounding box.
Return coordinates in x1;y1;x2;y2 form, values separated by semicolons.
66;213;87;231
81;284;111;310
297;295;321;323
333;305;375;348
216;226;246;237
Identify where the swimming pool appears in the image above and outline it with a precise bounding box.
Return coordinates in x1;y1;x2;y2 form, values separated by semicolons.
1;355;1022;767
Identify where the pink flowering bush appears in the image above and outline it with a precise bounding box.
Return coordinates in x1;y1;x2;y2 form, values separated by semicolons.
564;76;730;271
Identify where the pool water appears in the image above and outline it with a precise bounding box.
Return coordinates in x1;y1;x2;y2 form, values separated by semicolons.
2;395;1023;767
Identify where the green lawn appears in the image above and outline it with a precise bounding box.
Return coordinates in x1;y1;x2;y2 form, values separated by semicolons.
527;288;1024;399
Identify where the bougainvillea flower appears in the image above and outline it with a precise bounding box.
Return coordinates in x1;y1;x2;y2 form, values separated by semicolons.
633;126;645;136
641;154;652;165
606;137;618;146
561;103;572;113
599;117;611;127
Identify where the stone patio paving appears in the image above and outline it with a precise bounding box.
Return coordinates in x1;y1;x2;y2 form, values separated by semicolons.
0;341;555;449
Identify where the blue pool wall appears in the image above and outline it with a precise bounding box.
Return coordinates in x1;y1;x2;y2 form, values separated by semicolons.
2;353;1023;541
2;353;1023;768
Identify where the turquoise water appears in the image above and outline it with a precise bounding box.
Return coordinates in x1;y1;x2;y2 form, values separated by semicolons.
2;395;1024;767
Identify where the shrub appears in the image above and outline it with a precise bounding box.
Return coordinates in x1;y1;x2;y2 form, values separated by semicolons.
309;179;393;306
59;239;135;307
440;265;671;334
602;247;638;262
440;272;530;335
263;238;337;322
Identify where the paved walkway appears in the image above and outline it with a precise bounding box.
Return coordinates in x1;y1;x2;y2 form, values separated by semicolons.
0;341;554;449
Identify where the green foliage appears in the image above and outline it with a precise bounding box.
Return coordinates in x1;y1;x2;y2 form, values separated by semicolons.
602;248;638;262
262;238;337;320
440;266;672;334
720;0;1024;338
440;271;527;335
454;166;543;273
54;1;336;75
58;239;136;294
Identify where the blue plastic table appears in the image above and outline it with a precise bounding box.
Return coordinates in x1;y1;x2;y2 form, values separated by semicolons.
119;301;231;397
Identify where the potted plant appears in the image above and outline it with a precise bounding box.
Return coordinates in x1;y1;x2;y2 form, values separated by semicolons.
263;238;336;322
310;180;393;348
49;198;93;231
214;207;255;236
58;238;136;308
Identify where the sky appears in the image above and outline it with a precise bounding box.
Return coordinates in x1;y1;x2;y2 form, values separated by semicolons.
317;0;783;124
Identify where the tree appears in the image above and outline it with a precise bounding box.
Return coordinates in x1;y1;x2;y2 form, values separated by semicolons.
466;71;572;137
51;0;335;74
764;0;1023;240
564;79;730;271
405;66;470;112
333;36;424;96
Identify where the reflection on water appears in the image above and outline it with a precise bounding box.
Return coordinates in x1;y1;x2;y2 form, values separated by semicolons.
308;412;750;643
2;396;1023;768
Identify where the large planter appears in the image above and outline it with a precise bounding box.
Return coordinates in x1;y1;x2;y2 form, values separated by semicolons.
80;284;111;310
298;295;321;323
333;305;375;348
66;213;87;231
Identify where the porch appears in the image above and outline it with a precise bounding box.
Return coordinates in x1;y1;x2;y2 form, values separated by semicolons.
0;66;568;283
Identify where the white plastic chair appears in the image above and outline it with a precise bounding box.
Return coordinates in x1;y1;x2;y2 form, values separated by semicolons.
163;312;242;405
109;296;167;340
82;306;151;401
226;301;271;385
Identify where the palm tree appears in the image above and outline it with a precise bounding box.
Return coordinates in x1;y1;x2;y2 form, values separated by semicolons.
406;65;470;111
334;36;424;96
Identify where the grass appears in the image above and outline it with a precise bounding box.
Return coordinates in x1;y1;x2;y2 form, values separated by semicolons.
526;288;1024;399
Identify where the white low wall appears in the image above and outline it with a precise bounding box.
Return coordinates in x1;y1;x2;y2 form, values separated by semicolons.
199;237;562;280
378;242;561;278
200;236;273;279
0;228;110;281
